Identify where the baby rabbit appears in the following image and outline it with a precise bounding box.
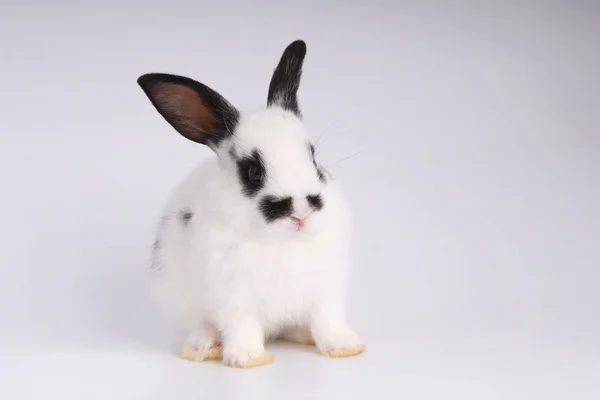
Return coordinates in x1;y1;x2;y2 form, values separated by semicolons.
137;40;365;368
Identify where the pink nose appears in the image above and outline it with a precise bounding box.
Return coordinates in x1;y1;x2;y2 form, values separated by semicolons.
290;216;304;229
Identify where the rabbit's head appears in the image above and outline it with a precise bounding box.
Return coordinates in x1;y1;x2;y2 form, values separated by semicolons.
138;40;334;237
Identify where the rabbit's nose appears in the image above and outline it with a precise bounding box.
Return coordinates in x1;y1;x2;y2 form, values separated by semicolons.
290;216;305;229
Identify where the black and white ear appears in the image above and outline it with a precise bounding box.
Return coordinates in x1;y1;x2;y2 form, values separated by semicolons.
137;73;239;148
267;40;307;117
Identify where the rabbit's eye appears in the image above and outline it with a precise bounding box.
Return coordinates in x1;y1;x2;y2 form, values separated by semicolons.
248;164;263;184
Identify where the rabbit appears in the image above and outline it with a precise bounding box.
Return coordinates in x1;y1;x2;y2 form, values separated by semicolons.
137;40;365;368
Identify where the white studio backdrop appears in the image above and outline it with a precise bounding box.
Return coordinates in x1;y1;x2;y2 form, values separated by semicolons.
0;1;598;399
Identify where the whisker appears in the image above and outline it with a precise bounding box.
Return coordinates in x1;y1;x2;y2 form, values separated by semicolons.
314;100;360;151
316;128;347;150
315;116;342;147
325;148;366;168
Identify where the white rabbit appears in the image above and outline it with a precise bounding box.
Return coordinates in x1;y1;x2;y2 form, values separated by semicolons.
137;40;365;368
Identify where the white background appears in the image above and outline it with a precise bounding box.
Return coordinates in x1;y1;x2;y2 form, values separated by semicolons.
1;1;599;399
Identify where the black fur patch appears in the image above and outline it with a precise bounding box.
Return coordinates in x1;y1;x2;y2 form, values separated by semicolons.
180;209;193;225
150;216;169;270
151;239;162;270
306;194;324;211
267;40;307;116
259;195;293;222
308;142;326;183
317;167;327;183
236;149;267;197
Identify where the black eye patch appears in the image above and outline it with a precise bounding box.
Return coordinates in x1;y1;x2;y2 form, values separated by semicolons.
306;194;323;211
236;149;266;197
259;195;293;222
180;209;194;225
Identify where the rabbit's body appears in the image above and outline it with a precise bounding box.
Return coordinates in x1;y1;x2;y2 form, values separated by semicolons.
138;41;364;368
151;133;351;337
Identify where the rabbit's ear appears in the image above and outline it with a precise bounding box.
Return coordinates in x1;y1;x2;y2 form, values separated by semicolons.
267;40;307;117
137;73;239;147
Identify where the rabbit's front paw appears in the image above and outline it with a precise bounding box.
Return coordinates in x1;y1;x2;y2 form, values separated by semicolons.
316;329;366;358
222;342;273;369
178;328;223;362
221;316;272;368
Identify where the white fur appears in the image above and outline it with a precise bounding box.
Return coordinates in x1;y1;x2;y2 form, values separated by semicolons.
150;106;361;366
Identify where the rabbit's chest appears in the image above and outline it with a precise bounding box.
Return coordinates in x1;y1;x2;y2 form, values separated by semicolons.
250;245;318;297
220;240;338;325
